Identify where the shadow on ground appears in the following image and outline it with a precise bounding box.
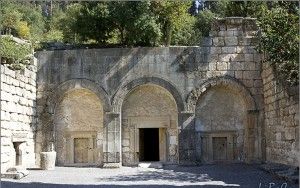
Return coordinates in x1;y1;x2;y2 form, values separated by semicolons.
1;164;298;188
97;168;211;183
1;182;238;188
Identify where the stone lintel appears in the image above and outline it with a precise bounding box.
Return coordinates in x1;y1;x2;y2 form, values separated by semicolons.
12;133;28;142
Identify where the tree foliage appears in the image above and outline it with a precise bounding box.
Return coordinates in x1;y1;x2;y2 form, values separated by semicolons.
150;1;199;46
0;36;33;70
108;1;161;46
16;21;30;39
0;1;201;47
62;1;198;46
257;7;299;85
74;2;112;44
0;0;45;47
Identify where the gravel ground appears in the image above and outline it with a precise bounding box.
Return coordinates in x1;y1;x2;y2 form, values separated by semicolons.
1;163;298;188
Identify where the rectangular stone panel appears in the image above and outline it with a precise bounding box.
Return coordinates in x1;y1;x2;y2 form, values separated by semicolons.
212;137;227;160
74;138;89;163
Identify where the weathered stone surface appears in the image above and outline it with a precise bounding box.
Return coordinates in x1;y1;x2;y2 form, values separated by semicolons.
54;89;103;166
261;63;299;167
40;152;56;170
2;17;296;172
1;62;37;173
224;37;238;46
122;85;178;165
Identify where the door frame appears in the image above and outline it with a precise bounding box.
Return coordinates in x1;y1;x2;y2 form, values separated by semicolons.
200;131;237;163
74;137;90;163
125;116;169;164
64;131;99;166
212;137;228;161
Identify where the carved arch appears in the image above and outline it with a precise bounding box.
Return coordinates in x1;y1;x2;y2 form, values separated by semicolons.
47;78;111;114
111;77;185;113
186;76;257;112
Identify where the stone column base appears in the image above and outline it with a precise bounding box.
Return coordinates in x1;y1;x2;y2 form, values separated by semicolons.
40;151;56;170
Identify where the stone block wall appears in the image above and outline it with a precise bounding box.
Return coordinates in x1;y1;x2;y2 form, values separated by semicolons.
261;63;299;167
1;62;37;173
35;17;265;166
0;17;298;169
182;17;265;164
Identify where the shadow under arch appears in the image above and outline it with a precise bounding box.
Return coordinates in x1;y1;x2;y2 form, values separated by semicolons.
43;79;111;165
186;75;260;163
47;78;111;114
186;75;257;113
111;77;185;113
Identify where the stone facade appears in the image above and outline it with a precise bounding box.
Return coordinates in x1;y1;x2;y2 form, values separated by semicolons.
2;17;298;171
35;17;266;167
1;62;37;173
261;63;299;167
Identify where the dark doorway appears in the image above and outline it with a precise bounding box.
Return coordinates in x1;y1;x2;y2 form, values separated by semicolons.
139;128;159;161
13;142;22;166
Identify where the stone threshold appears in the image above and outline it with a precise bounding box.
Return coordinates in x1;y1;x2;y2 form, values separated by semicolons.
138;162;163;169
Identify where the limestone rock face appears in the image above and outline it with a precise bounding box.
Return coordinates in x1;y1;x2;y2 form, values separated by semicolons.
1;57;37;173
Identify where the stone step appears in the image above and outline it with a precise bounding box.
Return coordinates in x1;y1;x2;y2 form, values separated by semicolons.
138;162;163;169
1;166;29;180
1;170;29;179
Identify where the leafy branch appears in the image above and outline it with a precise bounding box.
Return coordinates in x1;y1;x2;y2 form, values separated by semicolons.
0;35;33;70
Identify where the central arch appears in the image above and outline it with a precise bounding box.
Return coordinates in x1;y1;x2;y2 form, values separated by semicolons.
111;77;185;113
121;84;179;166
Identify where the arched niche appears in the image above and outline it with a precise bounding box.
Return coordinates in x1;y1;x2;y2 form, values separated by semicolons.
121;84;179;166
54;88;104;166
187;76;259;163
195;87;247;162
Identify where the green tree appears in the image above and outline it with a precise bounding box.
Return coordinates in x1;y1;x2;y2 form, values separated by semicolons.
17;3;45;45
0;0;46;47
16;21;30;39
151;1;196;46
171;15;200;46
257;7;299;85
59;3;82;43
195;9;216;37
43;6;65;42
109;1;161;46
72;2;112;44
0;1;23;36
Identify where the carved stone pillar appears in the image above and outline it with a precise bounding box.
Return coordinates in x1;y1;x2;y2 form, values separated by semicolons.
103;112;121;168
